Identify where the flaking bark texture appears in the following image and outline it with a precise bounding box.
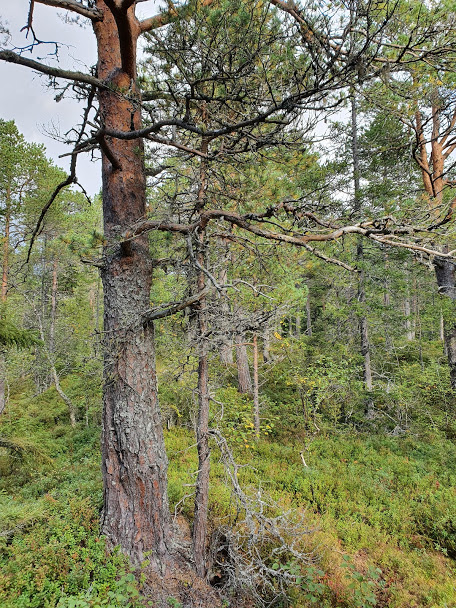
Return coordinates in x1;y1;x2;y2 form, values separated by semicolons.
94;1;171;568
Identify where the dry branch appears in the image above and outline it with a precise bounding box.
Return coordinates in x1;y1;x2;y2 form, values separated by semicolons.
0;51;105;89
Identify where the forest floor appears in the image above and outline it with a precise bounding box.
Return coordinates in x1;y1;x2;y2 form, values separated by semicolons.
0;375;455;607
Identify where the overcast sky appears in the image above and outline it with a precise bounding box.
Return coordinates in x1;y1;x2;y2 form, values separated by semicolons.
0;1;160;196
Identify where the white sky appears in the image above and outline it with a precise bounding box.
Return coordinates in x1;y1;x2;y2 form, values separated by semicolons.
0;1;160;196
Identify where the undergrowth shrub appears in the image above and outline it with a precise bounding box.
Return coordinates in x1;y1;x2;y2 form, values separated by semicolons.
0;496;141;608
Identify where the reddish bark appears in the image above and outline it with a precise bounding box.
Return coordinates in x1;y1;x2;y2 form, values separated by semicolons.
93;1;171;568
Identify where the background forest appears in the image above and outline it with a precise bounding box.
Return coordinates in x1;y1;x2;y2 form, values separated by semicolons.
1;0;456;607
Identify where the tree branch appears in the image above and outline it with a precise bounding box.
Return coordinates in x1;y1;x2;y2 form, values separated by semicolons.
139;0;214;33
0;50;106;89
139;9;179;33
26;151;78;263
146;134;209;158
36;0;103;20
301;243;357;272
143;288;211;322
98;136;122;171
123;208;455;263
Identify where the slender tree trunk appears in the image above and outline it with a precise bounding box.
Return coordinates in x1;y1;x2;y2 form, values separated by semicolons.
49;259;58;355
44;261;76;425
236;333;253;395
358;253;373;394
0;356;5;416
262;323;271;362
358;244;374;417
220;337;234;364
253;334;260;437
192;136;210;578
351;94;373;415
404;265;415;341
52;366;77;427
94;2;171;569
36;309;77;427
192;287;210;576
0;191;10;415
2;196;10;302
41;237;48;322
306;291;312;336
192;281;210;576
404;297;413;341
440;309;445;344
434;256;456;388
218;261;233;365
383;256;393;351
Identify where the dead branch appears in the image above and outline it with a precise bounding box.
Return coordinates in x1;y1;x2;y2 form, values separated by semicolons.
143;288;212;323
36;0;103;20
0;50;105;89
209;428;314;605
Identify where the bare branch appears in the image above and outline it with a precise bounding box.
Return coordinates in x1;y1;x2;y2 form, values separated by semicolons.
98;136;122;171
145;164;173;178
124;208;455;262
21;1;35;37
25;93;91;262
301;243;357;272
143;288;211;322
146;134;209;158
27;169;77;263
368;235;455;258
0;50;105;89
36;0;103;20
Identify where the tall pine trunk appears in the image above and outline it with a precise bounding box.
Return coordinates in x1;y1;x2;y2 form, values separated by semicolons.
94;2;171;569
